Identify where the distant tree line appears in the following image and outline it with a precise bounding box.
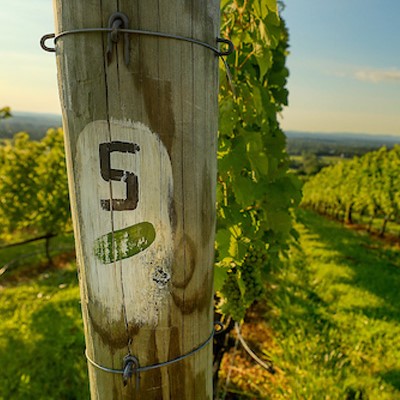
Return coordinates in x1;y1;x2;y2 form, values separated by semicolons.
287;137;396;158
0;111;62;141
289;151;326;177
0;106;11;120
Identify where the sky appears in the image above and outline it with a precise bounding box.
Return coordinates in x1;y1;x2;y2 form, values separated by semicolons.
0;1;58;114
0;1;399;136
281;0;400;135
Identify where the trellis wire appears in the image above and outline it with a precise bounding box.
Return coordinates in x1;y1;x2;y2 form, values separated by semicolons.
219;322;276;399
235;322;275;374
85;321;224;389
40;11;235;93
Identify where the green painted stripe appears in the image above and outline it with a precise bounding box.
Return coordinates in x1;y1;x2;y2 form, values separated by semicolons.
94;222;156;264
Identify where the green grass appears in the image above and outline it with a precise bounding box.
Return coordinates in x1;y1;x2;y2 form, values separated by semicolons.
0;247;88;399
265;209;400;399
3;212;400;399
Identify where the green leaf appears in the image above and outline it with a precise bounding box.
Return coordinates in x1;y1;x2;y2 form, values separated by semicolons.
253;0;269;19
252;86;263;111
246;132;269;176
216;182;225;205
266;0;278;14
258;21;270;44
220;0;231;9
232;175;257;206
267;209;292;235
255;47;272;79
216;228;231;259
250;151;269;177
227;233;247;261
214;267;228;292
219;98;236;135
264;14;282;47
228;235;239;258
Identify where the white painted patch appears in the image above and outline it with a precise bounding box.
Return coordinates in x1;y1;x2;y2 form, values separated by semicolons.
75;120;173;326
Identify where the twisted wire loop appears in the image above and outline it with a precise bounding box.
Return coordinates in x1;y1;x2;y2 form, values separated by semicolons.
85;321;225;389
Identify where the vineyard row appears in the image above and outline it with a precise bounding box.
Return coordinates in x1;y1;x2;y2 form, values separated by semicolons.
302;146;400;236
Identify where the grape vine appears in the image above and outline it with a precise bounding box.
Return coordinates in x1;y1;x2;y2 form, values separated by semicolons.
215;0;301;320
0;129;71;245
302;146;400;236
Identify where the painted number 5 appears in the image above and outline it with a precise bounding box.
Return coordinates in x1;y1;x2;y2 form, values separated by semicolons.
99;141;140;211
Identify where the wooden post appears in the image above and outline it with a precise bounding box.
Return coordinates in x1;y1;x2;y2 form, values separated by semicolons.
52;1;219;398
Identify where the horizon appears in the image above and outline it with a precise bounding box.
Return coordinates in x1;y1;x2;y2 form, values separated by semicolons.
1;2;400;136
5;110;400;141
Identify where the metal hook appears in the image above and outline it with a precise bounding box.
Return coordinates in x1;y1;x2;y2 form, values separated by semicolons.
40;33;56;52
217;37;234;56
107;12;130;66
122;354;140;389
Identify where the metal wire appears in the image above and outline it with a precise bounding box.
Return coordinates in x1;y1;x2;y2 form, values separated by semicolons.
85;321;224;378
40;11;234;92
235;322;275;374
40;28;233;57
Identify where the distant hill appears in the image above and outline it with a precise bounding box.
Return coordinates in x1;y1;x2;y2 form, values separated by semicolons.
0;112;62;141
286;130;400;157
2;113;399;157
286;130;400;144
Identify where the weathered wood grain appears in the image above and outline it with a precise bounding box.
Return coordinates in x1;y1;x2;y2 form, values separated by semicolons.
53;0;219;398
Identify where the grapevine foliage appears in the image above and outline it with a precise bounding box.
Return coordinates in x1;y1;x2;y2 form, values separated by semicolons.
0;129;71;243
216;0;301;321
302;146;400;236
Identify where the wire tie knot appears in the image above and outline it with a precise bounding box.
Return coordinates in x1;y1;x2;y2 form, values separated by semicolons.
107;12;130;65
122;354;140;389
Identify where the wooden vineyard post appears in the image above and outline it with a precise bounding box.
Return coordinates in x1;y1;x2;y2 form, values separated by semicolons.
51;1;220;398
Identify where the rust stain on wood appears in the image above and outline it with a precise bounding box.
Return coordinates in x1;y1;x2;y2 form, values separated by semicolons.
87;300;131;349
138;330;163;396
201;166;216;249
168;325;188;398
135;73;176;156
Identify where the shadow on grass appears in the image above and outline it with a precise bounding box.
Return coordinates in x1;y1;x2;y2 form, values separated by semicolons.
296;209;400;324
380;369;400;391
268;246;348;367
261;209;400;398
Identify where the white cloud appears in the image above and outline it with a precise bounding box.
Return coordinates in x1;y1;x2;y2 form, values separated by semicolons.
354;68;400;83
